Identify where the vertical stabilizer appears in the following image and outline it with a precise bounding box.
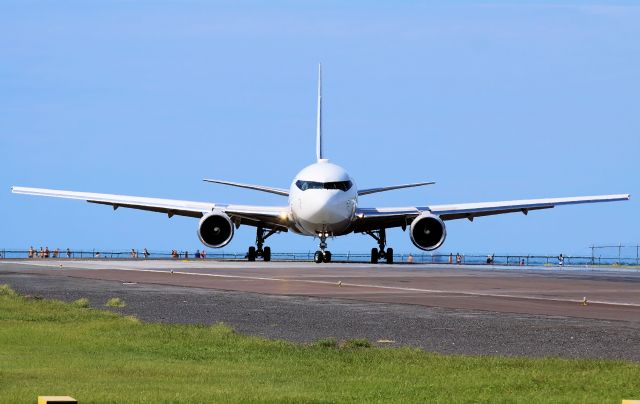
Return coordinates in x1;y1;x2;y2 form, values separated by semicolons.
316;64;323;161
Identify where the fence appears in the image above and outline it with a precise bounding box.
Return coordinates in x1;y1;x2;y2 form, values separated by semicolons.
590;245;640;266
1;248;639;267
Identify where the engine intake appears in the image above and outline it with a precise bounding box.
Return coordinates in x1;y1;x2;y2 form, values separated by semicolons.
197;211;234;248
410;213;446;251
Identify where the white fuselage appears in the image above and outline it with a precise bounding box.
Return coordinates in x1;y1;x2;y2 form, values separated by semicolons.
288;159;357;236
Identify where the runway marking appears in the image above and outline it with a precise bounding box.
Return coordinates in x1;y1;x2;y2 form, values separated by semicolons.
4;261;640;308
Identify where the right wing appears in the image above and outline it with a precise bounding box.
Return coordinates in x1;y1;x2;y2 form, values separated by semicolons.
11;186;290;230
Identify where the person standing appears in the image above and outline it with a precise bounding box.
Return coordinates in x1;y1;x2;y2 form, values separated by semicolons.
28;246;34;259
66;248;72;258
558;254;564;267
456;253;462;265
143;248;149;259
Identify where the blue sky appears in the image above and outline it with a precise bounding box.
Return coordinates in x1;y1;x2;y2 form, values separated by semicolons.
1;1;638;256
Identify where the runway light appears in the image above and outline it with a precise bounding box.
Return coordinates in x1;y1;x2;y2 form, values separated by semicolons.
338;281;342;287
581;296;588;306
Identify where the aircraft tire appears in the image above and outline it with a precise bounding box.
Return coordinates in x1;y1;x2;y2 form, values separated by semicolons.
314;251;324;264
370;248;379;264
323;251;332;263
248;246;256;262
263;246;271;262
386;248;394;264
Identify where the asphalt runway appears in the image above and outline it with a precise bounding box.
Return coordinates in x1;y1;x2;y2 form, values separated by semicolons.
1;259;639;361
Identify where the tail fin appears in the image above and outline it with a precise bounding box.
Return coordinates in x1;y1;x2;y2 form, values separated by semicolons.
316;63;324;161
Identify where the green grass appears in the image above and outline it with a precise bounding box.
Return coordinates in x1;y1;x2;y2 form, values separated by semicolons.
0;284;639;403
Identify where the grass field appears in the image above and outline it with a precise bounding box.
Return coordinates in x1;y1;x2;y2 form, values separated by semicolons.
0;284;639;403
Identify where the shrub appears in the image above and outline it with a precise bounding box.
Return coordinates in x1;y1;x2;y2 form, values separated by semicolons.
0;284;17;297
105;297;126;308
314;337;338;349
73;298;90;308
343;338;372;349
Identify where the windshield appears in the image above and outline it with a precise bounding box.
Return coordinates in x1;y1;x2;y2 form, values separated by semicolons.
295;180;353;192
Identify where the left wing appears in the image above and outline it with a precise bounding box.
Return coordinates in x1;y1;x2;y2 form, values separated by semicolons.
11;186;289;230
358;182;435;196
354;194;630;232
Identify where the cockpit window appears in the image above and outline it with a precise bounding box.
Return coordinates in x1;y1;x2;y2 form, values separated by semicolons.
296;180;353;192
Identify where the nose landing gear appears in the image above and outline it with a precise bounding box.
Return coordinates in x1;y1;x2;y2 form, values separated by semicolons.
247;226;278;262
314;233;332;263
366;228;394;264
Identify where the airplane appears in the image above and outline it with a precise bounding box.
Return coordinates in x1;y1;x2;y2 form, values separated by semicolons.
12;65;630;264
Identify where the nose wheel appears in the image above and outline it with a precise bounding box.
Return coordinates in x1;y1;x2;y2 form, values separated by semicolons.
314;233;332;263
247;227;277;262
366;229;394;264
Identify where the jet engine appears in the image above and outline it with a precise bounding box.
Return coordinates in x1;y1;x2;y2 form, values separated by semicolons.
410;213;446;251
197;211;234;248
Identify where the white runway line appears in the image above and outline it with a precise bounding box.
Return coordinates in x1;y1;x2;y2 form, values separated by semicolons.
3;260;639;308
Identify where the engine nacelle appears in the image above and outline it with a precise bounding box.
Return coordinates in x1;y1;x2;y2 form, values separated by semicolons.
410;213;446;251
197;211;234;248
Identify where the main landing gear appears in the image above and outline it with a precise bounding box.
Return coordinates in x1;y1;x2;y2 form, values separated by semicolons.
314;233;332;264
366;228;394;264
247;226;278;262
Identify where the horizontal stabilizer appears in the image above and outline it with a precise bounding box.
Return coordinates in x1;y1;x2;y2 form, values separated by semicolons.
203;179;289;196
358;182;435;196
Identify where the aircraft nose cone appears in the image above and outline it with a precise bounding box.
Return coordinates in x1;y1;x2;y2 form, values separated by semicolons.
302;192;350;223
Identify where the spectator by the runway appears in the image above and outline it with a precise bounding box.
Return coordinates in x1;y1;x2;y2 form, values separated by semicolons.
143;248;149;259
66;248;72;258
28;246;34;259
